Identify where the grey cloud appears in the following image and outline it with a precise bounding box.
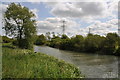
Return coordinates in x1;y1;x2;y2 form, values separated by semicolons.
74;2;106;16
50;2;108;19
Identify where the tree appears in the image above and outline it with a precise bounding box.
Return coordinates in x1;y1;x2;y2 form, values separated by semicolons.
51;32;60;39
61;34;69;39
115;37;120;56
35;34;47;45
50;38;62;48
3;3;36;49
72;35;84;51
45;32;51;41
84;34;105;53
102;33;119;55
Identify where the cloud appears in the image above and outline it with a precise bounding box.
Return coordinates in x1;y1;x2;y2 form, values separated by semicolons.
26;0;41;2
25;0;119;2
31;8;39;19
75;2;107;16
36;17;80;35
44;2;59;7
50;3;83;18
0;4;8;13
50;2;109;19
44;2;118;36
108;2;118;12
44;2;118;24
0;4;8;36
107;2;118;19
78;19;118;36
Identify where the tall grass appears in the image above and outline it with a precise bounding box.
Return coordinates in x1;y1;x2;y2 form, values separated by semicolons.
2;43;84;78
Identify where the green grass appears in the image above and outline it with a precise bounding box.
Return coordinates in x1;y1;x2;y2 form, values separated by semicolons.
2;43;84;78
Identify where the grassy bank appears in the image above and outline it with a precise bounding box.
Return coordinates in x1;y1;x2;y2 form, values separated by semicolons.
2;43;84;78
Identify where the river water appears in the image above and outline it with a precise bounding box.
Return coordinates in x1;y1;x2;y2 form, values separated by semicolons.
34;45;118;78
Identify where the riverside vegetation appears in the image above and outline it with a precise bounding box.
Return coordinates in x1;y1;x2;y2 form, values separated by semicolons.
2;43;84;78
35;32;120;56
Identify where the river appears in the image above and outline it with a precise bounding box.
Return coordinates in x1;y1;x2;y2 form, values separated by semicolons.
34;45;118;78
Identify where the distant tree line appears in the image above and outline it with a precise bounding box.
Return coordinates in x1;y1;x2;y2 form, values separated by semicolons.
34;32;120;56
2;32;120;56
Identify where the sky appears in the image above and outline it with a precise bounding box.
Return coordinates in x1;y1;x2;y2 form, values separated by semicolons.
0;0;119;37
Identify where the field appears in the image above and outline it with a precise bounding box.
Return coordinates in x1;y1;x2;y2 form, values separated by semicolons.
2;43;84;78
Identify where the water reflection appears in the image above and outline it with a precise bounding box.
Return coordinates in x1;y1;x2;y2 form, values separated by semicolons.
34;45;118;78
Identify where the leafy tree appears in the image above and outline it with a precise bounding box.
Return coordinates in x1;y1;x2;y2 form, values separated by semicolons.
45;32;51;41
61;34;69;39
51;32;61;40
35;34;47;45
102;33;119;55
70;35;84;51
50;38;62;48
50;34;70;49
91;35;105;51
59;39;71;50
84;34;105;53
3;3;36;49
84;34;96;52
115;37;120;56
52;32;55;39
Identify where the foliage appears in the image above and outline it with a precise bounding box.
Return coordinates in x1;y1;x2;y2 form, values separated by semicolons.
3;3;36;50
2;36;14;43
35;34;47;45
0;35;2;43
84;34;105;53
61;34;69;39
45;32;120;56
70;35;84;51
2;43;84;78
45;32;51;41
115;37;120;56
101;33;119;55
49;38;62;48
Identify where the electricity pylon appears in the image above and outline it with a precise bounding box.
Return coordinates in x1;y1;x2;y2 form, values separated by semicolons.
61;20;66;35
88;28;91;34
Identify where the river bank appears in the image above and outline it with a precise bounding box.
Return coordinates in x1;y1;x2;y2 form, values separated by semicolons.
48;45;120;56
34;45;118;78
2;43;84;78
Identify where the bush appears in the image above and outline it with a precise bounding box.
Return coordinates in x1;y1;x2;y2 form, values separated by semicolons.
12;40;18;46
35;34;47;45
2;36;13;43
115;47;120;56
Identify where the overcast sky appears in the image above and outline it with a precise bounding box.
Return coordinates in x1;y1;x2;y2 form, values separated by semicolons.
0;0;119;37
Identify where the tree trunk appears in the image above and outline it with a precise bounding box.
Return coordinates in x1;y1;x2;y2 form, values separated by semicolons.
18;29;23;48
